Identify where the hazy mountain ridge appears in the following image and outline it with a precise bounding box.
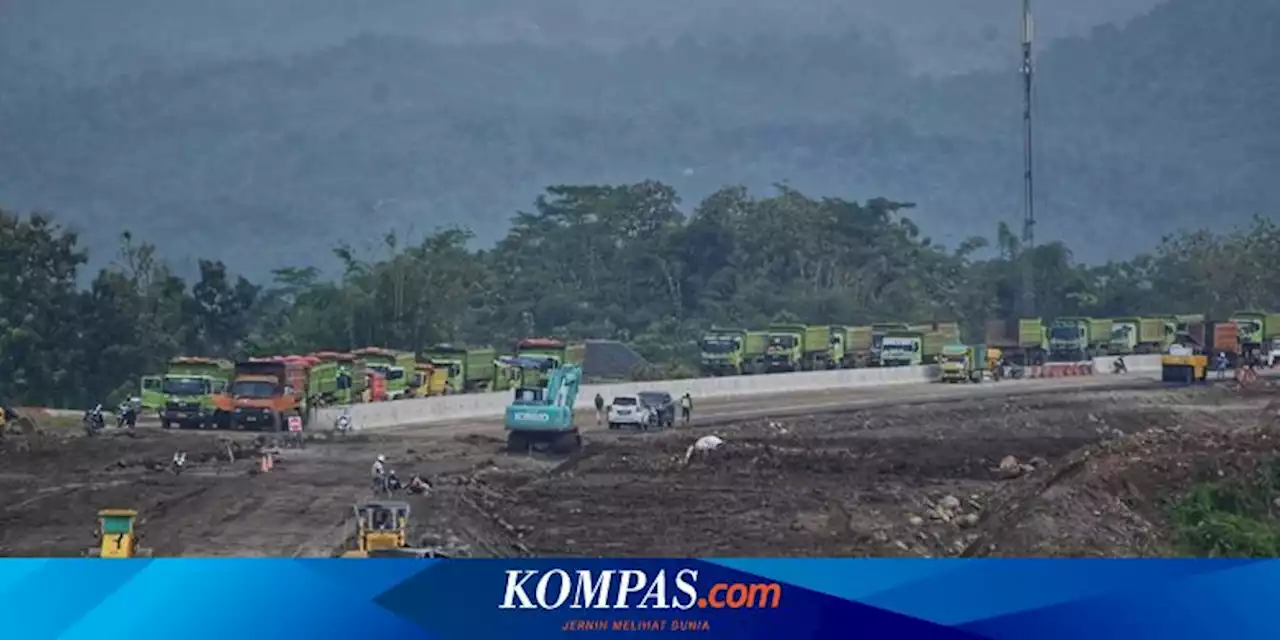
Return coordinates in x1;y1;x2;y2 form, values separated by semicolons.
4;0;1164;78
1;0;1273;276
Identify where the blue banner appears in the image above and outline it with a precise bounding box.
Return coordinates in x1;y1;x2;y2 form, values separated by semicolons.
4;558;1275;639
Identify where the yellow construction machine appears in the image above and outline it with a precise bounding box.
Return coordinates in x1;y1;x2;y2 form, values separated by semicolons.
1162;353;1208;384
88;509;152;558
339;500;449;558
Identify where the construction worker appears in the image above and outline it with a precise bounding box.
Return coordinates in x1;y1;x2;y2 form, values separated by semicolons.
683;434;724;465
407;474;432;495
1215;352;1229;380
386;469;403;492
371;454;387;493
335;407;353;432
594;393;605;425
680;393;693;426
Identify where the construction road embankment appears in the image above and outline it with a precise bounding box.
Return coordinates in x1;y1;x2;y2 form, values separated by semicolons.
379;364;1173;440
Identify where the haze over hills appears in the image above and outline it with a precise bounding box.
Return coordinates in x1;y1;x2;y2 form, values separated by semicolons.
4;0;1162;78
2;0;1275;277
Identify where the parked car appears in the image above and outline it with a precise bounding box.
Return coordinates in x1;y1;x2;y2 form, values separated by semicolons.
607;396;650;429
638;391;675;429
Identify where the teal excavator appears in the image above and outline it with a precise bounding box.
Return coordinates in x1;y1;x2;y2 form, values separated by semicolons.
503;361;582;454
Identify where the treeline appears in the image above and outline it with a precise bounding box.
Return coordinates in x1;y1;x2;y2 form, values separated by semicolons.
2;181;1277;408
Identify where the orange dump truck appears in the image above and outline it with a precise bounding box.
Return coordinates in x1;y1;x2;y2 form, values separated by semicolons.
225;357;311;431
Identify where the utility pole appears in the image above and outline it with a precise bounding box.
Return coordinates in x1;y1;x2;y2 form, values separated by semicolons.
1019;0;1036;319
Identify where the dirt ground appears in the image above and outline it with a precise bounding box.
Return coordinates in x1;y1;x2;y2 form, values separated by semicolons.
3;380;1279;557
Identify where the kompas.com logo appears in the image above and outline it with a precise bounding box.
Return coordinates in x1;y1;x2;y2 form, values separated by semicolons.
498;568;782;610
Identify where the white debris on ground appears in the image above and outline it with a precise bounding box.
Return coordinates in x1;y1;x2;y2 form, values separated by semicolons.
683;435;725;465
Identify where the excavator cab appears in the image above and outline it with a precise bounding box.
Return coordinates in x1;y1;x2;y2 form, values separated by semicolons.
340;500;448;558
90;509;152;558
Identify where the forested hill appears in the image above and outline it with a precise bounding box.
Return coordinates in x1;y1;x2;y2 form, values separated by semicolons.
0;0;1275;276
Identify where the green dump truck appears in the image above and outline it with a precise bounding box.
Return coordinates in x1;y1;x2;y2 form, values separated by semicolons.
939;344;986;383
764;324;832;372
844;326;875;367
911;322;961;364
984;318;1047;365
352;347;416;399
1048;317;1111;362
152;357;234;429
829;326;854;369
879;330;924;367
302;357;342;404
700;327;766;376
422;344;499;393
1230;311;1280;362
514;338;585;387
869;322;912;366
310;351;369;405
1108;317;1177;355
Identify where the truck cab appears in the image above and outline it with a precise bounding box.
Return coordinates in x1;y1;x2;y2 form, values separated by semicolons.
700;329;746;375
228;359;306;431
1229;311;1280;364
939;344;970;382
1109;318;1140;355
139;376;163;413
869;323;911;363
158;357;234;430
409;362;448;398
939;344;984;383
353;348;413;399
1049;317;1091;362
763;330;802;372
311;351;369;405
1110;317;1177;355
515;338;584;387
829;327;849;369
879;331;923;367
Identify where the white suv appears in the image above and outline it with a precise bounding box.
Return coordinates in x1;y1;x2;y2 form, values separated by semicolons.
607;396;650;429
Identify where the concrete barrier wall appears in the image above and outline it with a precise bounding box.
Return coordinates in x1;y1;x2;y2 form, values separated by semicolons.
316;365;938;429
314;354;1169;430
1124;355;1163;372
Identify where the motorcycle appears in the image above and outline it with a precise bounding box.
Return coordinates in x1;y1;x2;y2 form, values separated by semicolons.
1112;358;1128;374
82;405;105;436
116;398;139;430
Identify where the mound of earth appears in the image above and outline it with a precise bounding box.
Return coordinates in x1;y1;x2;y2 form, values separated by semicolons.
965;421;1280;557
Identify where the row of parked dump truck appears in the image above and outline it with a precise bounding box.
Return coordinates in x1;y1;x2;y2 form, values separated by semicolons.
700;312;1280;375
138;339;586;431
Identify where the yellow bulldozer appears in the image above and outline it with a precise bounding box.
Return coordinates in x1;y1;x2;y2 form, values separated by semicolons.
339;500;449;558
87;509;153;558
